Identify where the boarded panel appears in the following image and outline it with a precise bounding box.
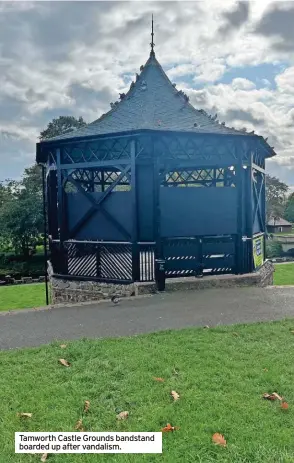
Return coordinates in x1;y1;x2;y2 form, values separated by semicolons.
67;191;132;240
137;165;154;241
160;187;237;237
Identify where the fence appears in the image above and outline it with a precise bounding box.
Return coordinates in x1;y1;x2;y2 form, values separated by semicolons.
50;234;240;284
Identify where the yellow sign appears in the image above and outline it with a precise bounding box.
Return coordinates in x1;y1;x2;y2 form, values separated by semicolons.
253;235;264;269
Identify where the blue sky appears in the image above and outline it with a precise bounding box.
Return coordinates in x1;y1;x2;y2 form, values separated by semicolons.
0;1;294;188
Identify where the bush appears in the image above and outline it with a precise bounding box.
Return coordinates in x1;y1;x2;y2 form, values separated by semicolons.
0;253;47;279
266;241;283;258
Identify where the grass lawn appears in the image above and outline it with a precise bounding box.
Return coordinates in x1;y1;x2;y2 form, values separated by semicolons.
1;321;294;462
274;263;294;286
0;283;47;311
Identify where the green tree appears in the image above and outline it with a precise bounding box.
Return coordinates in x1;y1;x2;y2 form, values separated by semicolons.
0;167;43;256
39;115;87;140
284;192;294;223
266;175;289;223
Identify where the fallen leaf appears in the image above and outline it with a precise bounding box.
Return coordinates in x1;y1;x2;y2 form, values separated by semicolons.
75;419;84;431
84;400;90;413
212;433;227;447
41;454;48;462
203;325;210;329
17;413;32;418
60;344;67;349
263;368;268;372
263;393;283;401
172;368;179;376
116;411;129;420
161;423;179;432
272;392;283;401
58;358;70;367
171;390;180;401
232;332;239;337
153;377;164;382
281;402;289;410
290;330;294;334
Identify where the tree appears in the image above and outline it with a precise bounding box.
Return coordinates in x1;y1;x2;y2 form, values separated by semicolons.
0;167;43;256
0;192;43;257
265;175;289;223
0;115;89;256
39;115;87;140
284;192;294;223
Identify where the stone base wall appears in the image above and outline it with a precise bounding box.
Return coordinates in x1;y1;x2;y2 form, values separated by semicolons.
50;277;137;305
49;260;275;305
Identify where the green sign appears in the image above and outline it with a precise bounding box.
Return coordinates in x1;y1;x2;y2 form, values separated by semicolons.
253;235;264;269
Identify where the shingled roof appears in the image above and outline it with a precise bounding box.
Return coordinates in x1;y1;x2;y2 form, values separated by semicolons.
40;50;275;156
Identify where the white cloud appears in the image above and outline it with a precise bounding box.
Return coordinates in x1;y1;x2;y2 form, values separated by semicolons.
0;0;294;186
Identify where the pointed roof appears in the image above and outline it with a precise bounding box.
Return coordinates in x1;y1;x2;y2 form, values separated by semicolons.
40;51;275;157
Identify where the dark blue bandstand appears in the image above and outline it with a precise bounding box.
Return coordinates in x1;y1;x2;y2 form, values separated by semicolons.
36;44;275;292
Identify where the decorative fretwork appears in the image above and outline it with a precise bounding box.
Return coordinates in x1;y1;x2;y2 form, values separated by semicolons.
155;134;238;162
161;167;236;187
64;168;131;193
61;138;132;164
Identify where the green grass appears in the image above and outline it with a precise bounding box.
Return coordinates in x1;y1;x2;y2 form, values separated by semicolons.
274;263;294;286
0;262;293;313
1;321;294;462
0;283;47;311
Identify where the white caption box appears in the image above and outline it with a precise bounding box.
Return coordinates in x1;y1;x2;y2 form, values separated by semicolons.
15;432;162;454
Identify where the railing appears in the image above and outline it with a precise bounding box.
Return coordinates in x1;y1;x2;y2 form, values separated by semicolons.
50;239;156;284
49;234;242;284
138;243;155;282
50;240;133;284
163;235;236;277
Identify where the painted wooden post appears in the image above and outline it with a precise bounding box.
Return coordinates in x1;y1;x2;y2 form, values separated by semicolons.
56;148;67;275
236;155;244;274
131;139;140;281
245;151;254;273
153;137;165;291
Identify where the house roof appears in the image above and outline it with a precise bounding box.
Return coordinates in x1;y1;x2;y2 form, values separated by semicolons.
267;218;292;227
39;50;276;158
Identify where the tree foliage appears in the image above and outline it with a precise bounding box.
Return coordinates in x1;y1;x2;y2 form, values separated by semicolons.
0;115;88;256
0;167;43;256
39;115;87;140
265;175;289;223
284;192;294;223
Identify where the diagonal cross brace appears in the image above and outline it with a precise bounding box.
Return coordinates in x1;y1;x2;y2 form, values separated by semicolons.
253;173;265;231
68;165;131;239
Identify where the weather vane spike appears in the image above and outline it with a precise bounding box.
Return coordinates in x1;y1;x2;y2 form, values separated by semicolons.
150;14;155;55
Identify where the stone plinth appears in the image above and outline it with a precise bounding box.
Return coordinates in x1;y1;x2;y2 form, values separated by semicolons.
48;260;275;305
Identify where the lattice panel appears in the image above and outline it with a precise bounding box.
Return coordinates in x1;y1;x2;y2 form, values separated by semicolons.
62;241;133;281
155;134;238;161
66;242;97;276
66;168;131;193
99;244;132;280
62;138;132;164
162;167;236;187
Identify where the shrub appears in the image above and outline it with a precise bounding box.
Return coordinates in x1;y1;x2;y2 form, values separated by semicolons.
266;241;283;258
0;253;46;279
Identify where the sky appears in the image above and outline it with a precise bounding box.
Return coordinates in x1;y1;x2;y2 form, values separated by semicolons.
0;0;294;187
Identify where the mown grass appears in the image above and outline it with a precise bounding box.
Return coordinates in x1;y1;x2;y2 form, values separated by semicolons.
0;283;47;311
0;263;293;313
1;321;294;462
274;263;294;286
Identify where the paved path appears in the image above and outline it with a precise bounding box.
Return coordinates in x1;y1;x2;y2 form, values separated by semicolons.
1;287;294;350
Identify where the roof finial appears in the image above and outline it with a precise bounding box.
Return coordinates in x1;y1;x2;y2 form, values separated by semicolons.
150;14;155;56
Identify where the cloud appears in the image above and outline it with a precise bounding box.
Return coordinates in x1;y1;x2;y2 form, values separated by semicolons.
254;3;294;52
0;0;294;188
218;1;250;36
